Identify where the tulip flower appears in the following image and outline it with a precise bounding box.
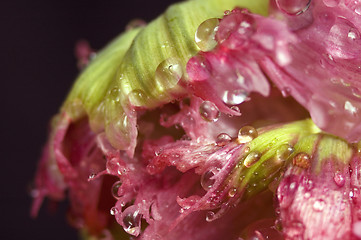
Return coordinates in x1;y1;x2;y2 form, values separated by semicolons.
31;0;361;239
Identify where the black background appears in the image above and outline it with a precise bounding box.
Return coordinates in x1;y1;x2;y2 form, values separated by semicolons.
1;0;174;239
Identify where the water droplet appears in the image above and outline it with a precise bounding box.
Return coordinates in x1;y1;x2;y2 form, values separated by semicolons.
237;126;258;144
88;173;97;181
243;151;261;168
112;181;123;199
323;0;339;7
275;0;311;15
128;89;148;107
110;207;119;216
122;207;142;236
206;211;215;222
199;101;220;122
228;188;237;197
333;171;345;187
313;199;325;212
281;87;291;97
327;18;361;59
276;144;294;162
345;101;358;115
230;105;240;113
155;58;183;90
109;87;121;102
201;167;219;190
222;89;248;105
292;152;311;169
216;133;232;146
195;18;220;52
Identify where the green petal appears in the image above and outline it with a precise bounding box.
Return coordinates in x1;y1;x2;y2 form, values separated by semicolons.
230;119;321;199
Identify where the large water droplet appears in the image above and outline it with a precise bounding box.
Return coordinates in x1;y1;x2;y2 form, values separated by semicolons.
112;181;123;199
128;89;148;107
327;18;361;59
313;199;325;212
122;207;142;236
201;167;219;190
323;0;339;7
333;171;345;187
216;133;232;146
195;18;220;52
244;151;261;168
275;0;311;15
155;58;183;90
199;101;220;122
222;89;248;105
237;126;258;144
292;152;311;169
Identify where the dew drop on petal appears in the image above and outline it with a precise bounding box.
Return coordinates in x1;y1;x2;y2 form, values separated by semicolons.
195;18;220;52
128;89;148;107
155;58;183;90
237;126;258;144
275;0;311;15
230;105;241;113
206;211;215;222
276;144;294;162
323;0;339;7
88;173;97;181
228;188;237;197
333;171;345;187
199;101;220;122
222;89;248;105
292;152;311;169
327;19;361;59
112;181;123;199
244;151;261;168
313;199;325;212
216;133;232;146
122;207;142;236
201;167;219;190
110;207;119;216
281;87;291;97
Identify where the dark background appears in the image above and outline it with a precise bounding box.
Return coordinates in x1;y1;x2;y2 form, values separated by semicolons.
1;0;174;239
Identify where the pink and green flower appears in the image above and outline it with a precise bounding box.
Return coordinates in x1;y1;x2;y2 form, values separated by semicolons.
32;0;361;239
